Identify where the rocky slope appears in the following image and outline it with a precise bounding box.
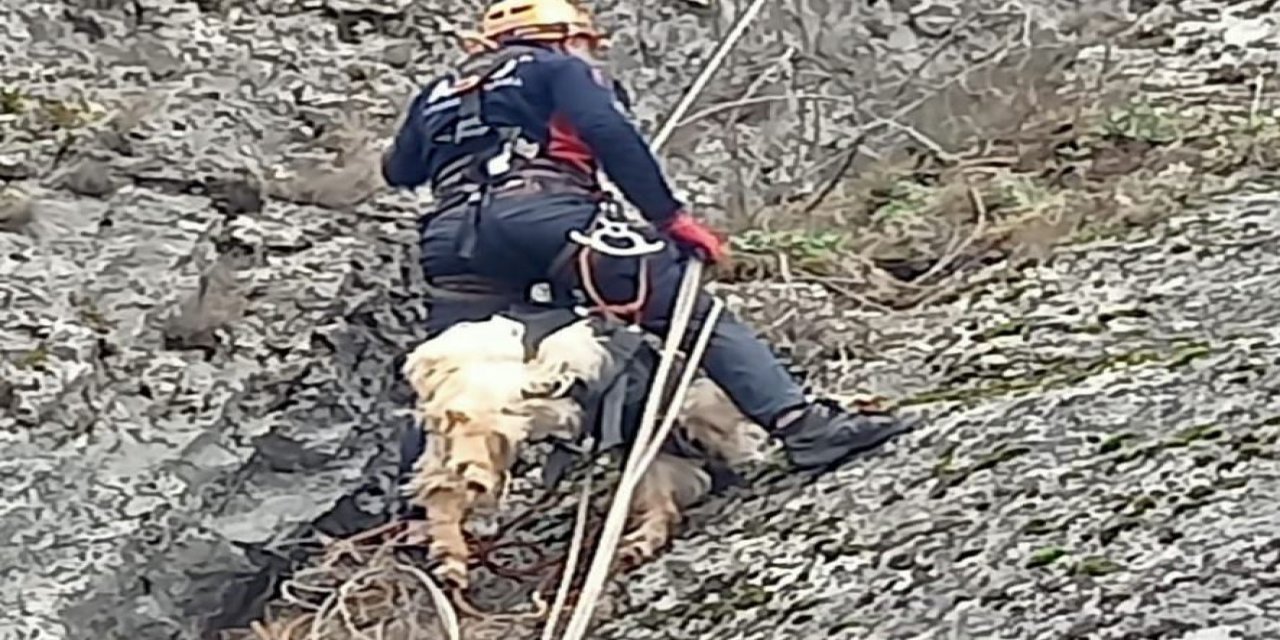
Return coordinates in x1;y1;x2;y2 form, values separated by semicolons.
599;182;1280;640
0;0;1276;639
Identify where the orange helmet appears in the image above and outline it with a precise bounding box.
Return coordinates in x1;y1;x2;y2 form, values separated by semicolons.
481;0;605;44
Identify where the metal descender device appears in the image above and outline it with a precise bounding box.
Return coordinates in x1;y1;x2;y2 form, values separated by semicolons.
567;199;665;258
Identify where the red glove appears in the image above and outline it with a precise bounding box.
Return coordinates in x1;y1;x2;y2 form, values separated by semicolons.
662;212;728;264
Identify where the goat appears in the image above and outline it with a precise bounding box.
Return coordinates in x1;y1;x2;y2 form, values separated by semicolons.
400;311;768;589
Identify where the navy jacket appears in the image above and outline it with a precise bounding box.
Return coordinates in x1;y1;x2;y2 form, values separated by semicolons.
383;44;684;225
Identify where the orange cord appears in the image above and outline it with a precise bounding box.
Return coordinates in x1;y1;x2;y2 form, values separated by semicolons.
576;247;649;323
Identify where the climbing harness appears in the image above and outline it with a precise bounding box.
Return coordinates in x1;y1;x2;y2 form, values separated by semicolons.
567;197;666;322
424;43;601;261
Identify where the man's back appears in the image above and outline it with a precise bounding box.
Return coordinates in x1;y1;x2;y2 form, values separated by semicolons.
382;42;685;226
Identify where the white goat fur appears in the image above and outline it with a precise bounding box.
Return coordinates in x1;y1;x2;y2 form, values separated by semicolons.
399;313;768;587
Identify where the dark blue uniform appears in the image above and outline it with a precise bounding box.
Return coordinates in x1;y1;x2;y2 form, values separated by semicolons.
383;45;683;225
385;41;807;442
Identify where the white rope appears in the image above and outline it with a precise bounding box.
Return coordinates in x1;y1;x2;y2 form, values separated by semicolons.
539;461;596;640
542;2;772;637
650;0;772;152
602;0;771;218
629;298;724;479
554;262;706;640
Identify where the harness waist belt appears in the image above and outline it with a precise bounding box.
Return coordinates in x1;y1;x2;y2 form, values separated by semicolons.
431;157;599;201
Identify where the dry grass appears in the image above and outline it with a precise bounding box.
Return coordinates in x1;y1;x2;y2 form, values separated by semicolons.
584;0;1280;309
218;522;539;640
218;477;633;640
717;87;1280;308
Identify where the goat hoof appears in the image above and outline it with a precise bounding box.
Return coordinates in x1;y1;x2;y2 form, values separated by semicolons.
433;558;469;591
615;540;657;573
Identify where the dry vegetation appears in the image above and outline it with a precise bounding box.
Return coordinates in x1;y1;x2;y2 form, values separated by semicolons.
596;0;1280;308
226;468;638;640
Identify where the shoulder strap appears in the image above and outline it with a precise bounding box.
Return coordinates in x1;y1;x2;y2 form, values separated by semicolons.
443;44;544;144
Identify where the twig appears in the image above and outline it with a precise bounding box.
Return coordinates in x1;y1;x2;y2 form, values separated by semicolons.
892;10;985;100
908;183;989;286
1250;71;1267;127
805;277;896;314
764;306;799;332
804;16;1061;214
868;116;959;162
676;93;853;129
905;184;992;307
541;467;597;640
391;561;462;640
650;0;772;151
801;131;868;214
337;583;376;640
306;567;383;640
778;251;793;283
450;587;549;622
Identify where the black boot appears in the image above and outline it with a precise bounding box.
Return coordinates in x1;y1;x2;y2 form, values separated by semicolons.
774;399;917;470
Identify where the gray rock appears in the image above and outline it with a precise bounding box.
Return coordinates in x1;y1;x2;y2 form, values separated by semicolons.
55;159;118;198
383;41;415;69
0;186;35;232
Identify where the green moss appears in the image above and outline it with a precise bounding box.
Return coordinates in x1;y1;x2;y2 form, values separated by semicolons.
1167;423;1224;447
901;340;1218;409
40;98;99;130
1114;443;1160;465
1128;495;1157;516
1026;546;1069;568
0;87;26;115
15;344;49;369
932;443;959;476
1099;432;1137;454
903;343;1216;409
79;305;113;332
978;319;1030;341
927;442;1034;498
1076;322;1108;334
731;584;771;609
1167;342;1213;368
991;173;1059;211
902;376;1041;406
1071;556;1122;576
732;228;847;258
1090;96;1270;146
971;444;1032;473
871;178;936;222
